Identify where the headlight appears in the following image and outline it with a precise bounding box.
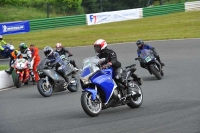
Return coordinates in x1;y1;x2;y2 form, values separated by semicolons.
80;72;93;85
81;76;91;85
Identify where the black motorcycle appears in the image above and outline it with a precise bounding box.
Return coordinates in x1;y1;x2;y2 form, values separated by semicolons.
135;49;164;80
37;58;79;97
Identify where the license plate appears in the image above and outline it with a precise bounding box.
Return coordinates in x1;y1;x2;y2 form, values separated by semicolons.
145;56;151;62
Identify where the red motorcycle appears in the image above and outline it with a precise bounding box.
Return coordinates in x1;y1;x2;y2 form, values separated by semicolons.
13;58;30;88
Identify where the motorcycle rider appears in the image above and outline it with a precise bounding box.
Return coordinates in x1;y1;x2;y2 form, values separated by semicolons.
136;39;165;68
18;43;36;84
29;44;40;83
55;43;78;71
94;39;134;93
44;46;70;88
5;50;19;75
0;35;7;51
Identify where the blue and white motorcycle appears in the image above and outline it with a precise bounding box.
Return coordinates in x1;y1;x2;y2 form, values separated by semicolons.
79;56;143;117
135;49;164;80
0;43;15;59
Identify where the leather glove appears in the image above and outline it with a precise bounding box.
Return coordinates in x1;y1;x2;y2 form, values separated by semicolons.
28;62;31;68
102;62;112;69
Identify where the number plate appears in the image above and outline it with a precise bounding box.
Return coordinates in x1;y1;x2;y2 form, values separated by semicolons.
145;56;151;62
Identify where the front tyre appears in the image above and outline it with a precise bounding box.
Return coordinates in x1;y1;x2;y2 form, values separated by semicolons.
127;82;143;108
37;78;53;97
15;73;22;88
81;91;102;117
150;65;162;80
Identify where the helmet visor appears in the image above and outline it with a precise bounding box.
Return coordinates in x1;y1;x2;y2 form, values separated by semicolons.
137;43;143;48
94;45;101;53
56;47;62;51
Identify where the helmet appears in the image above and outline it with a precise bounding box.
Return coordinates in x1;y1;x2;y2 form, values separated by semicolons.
94;39;108;53
14;50;19;56
136;40;144;49
44;46;53;57
55;43;62;51
19;43;27;53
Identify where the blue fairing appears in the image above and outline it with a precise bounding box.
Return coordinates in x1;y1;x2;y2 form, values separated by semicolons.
83;88;97;100
90;68;115;104
1;45;13;58
81;67;91;77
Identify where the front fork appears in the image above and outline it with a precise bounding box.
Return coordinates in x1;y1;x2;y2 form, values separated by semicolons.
42;76;51;89
83;86;98;101
17;69;30;83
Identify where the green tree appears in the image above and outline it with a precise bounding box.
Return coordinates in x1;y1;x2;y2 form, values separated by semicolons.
82;0;100;13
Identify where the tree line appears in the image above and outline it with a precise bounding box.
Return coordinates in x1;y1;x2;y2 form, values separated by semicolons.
1;0;186;15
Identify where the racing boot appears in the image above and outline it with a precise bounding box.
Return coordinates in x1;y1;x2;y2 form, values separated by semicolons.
30;70;36;85
157;55;165;66
62;72;69;89
5;67;14;75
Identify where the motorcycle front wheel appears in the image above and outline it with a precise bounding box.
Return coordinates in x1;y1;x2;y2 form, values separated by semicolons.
37;78;53;97
15;73;22;88
81;91;102;117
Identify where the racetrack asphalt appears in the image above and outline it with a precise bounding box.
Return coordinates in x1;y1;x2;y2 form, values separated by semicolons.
0;39;200;133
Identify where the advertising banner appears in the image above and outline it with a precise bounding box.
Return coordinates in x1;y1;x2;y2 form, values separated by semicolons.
87;9;140;25
0;21;30;35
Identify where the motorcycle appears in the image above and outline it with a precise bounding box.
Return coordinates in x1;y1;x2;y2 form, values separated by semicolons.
135;49;164;80
0;43;15;59
60;54;79;72
13;58;30;88
79;56;143;117
37;58;79;97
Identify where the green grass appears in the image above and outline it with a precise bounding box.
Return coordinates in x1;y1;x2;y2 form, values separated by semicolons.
0;5;59;22
4;11;200;49
0;65;9;71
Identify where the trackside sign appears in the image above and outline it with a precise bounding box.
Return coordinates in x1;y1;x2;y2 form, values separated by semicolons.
0;21;30;35
86;9;140;25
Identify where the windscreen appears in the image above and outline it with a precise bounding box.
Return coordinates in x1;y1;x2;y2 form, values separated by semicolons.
81;56;101;78
37;58;48;70
140;49;151;59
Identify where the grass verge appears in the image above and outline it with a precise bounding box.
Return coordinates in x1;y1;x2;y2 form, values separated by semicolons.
0;65;9;71
3;11;200;49
0;5;59;22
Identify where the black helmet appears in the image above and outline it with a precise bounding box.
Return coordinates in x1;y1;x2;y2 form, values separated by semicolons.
44;46;53;57
136;40;144;49
19;43;28;53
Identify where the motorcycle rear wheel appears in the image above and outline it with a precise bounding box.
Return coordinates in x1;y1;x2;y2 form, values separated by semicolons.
68;78;79;92
127;82;143;108
37;78;53;97
81;91;102;117
150;65;162;80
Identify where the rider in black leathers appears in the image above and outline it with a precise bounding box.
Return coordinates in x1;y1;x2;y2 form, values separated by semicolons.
93;39;127;87
55;43;78;69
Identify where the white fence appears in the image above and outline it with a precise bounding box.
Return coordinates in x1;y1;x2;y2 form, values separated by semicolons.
185;1;200;11
86;8;143;25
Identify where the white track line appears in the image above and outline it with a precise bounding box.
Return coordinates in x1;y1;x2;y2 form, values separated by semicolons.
0;86;15;92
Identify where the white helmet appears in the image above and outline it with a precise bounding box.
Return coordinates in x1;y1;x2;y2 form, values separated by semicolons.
93;39;108;53
55;43;63;51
